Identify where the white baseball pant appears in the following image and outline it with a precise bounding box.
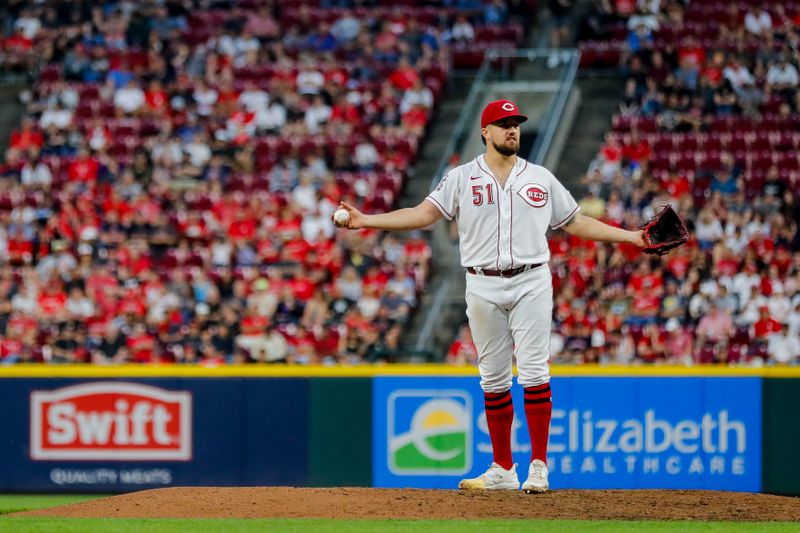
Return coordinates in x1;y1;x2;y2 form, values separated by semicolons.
465;265;552;392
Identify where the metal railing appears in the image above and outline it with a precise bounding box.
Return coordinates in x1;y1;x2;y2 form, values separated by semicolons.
427;57;494;192
428;48;581;192
529;49;581;164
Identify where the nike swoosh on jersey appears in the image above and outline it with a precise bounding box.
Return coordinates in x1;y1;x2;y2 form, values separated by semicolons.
470;176;482;180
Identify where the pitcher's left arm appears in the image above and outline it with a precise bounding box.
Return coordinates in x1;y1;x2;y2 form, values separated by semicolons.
561;214;646;247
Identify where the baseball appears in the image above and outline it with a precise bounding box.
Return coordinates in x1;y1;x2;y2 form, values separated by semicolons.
333;208;350;226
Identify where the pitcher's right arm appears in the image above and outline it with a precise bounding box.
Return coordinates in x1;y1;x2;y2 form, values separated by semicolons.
334;199;443;231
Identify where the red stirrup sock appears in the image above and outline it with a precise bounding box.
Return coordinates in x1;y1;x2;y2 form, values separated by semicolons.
524;383;552;463
484;390;515;470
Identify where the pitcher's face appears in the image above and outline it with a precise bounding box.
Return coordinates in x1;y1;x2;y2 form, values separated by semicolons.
484;118;521;156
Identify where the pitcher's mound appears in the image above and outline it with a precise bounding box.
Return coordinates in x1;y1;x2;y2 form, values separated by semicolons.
14;487;800;521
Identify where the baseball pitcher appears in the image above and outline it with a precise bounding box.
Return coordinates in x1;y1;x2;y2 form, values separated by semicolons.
335;99;647;493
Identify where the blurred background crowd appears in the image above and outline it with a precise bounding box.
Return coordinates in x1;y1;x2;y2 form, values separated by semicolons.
2;0;800;366
0;0;530;364
521;0;800;366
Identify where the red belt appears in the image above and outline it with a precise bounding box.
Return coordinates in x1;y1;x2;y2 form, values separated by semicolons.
465;263;543;278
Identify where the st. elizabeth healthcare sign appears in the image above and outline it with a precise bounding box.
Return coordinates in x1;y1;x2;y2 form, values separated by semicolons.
372;377;761;491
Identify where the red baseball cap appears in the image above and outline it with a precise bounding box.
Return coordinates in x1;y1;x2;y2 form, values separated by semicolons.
480;99;528;128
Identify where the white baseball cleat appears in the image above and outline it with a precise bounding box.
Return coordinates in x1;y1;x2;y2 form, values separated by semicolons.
522;459;549;493
458;462;519;490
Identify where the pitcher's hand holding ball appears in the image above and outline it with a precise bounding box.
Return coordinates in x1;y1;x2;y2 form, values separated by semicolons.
333;209;349;227
332;202;367;229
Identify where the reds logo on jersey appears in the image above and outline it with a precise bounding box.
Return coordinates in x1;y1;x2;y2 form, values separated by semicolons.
30;382;192;461
518;185;549;208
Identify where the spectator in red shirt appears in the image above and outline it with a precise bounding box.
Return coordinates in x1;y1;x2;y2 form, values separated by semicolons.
67;149;100;182
216;79;240;117
119;289;147;317
753;306;782;340
677;36;706;70
3;27;33;56
389;57;420;91
403;231;431;264
289;270;316;301
400;106;428;137
447;324;478;365
38;284;67;319
0;327;25;362
615;0;635;17
630;291;661;319
621;130;651;167
144;79;169;115
236;309;270;360
314;325;341;358
7;226;34;265
701;51;726;88
595;132;623;180
362;265;389;294
330;94;361;125
636;323;665;362
227;210;257;241
9;117;44;152
627;260;663;295
127;323;156;363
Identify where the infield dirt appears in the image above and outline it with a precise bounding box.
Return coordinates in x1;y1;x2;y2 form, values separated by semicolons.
14;487;800;521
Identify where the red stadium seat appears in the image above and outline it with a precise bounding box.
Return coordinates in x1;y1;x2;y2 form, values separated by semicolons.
731;326;750;345
726;344;745;364
653;136;673;153
749;342;768;361
38;65;60;83
677;135;697;153
696;342;716;364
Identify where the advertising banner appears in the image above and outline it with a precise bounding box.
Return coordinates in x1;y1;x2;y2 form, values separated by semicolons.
0;378;310;491
372;376;761;491
29;382;192;461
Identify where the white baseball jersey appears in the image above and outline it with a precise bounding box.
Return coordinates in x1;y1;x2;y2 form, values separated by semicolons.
426;155;580;269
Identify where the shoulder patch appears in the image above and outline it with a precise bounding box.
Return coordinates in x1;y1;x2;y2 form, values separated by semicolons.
435;173;449;192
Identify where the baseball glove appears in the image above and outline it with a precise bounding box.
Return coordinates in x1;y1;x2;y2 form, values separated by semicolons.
638;204;689;256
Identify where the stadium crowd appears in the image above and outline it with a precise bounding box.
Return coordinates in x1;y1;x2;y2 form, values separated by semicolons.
0;0;529;365
518;0;800;366
9;0;799;367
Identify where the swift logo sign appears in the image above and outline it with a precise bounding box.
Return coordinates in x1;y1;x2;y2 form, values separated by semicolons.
30;382;192;461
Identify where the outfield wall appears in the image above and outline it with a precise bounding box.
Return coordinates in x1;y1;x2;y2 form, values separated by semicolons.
0;365;797;494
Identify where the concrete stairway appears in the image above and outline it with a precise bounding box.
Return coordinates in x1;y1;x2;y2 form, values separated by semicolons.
0;83;26;149
554;74;624;190
399;73;475;358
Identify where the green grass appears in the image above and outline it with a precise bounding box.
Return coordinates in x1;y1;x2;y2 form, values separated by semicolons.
0;518;799;533
0;494;106;516
1;495;798;533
